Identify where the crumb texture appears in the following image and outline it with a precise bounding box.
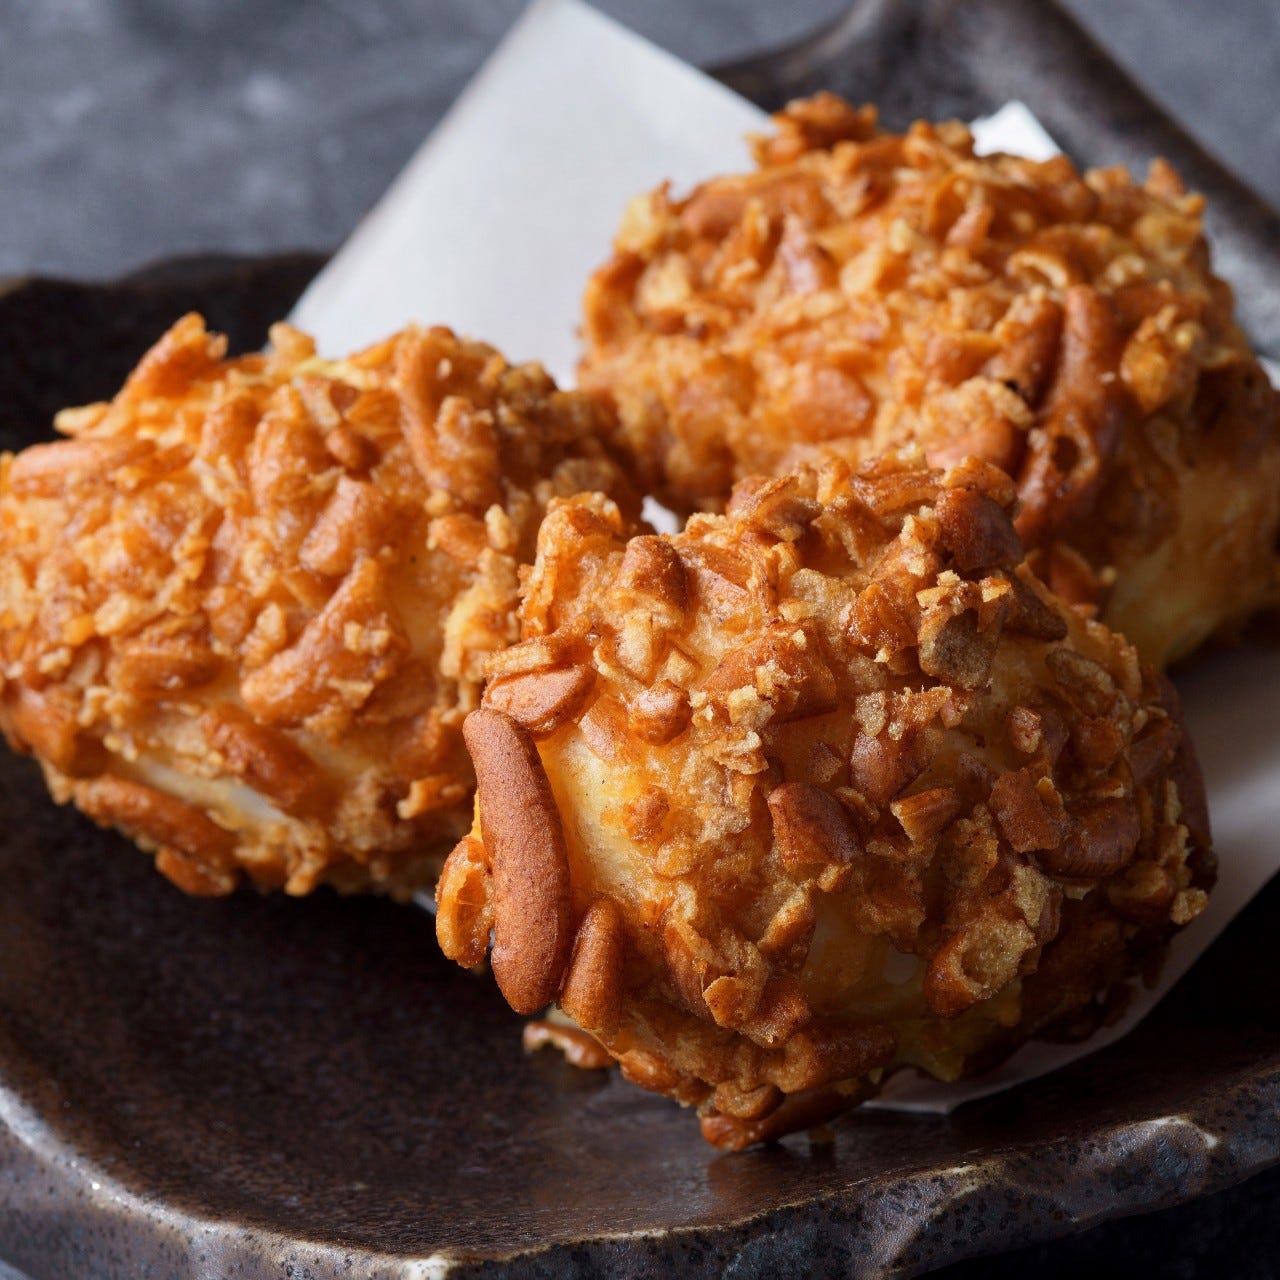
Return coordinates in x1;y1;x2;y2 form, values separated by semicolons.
438;453;1214;1146
0;314;637;896
580;94;1280;665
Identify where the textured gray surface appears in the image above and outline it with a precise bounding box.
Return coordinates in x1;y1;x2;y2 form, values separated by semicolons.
1066;0;1280;201
0;0;841;278
1;0;1277;279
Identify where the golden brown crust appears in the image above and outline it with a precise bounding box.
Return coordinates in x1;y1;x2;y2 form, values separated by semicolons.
522;1017;616;1070
74;774;237;877
579;94;1280;666
463;709;575;1014
439;450;1213;1145
559;896;626;1036
699;1081;875;1151
435;833;494;969
482;664;597;734
0;315;638;897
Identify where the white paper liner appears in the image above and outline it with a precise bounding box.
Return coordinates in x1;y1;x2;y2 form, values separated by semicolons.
291;0;1280;1115
290;0;762;381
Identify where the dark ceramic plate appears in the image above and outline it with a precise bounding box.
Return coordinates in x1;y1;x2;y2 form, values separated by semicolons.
1;3;1279;1276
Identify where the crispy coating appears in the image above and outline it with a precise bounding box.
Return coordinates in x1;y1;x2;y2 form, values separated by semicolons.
0;315;638;896
436;453;1214;1146
580;94;1280;666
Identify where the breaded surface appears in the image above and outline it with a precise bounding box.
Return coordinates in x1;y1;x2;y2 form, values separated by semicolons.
437;454;1213;1147
580;94;1280;666
0;315;637;897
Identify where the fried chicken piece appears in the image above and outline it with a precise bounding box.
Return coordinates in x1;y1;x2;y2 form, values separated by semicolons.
436;453;1213;1147
0;314;638;897
580;93;1280;667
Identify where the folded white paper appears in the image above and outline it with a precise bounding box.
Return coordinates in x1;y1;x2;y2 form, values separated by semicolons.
293;0;1280;1115
291;0;763;381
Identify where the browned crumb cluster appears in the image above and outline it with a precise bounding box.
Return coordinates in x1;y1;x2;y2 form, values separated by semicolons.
437;453;1213;1147
580;93;1280;666
0;314;638;896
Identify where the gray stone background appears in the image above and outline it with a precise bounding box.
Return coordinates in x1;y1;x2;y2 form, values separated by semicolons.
1;2;1278;1276
2;0;1279;279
